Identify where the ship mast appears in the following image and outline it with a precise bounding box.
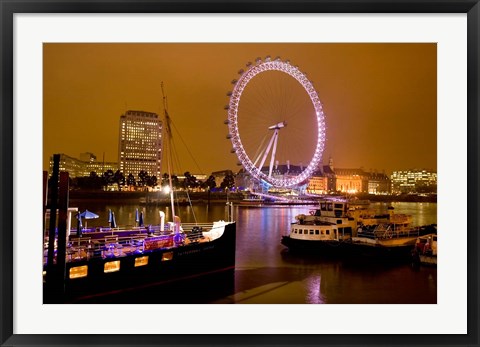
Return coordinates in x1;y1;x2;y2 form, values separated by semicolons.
161;82;177;230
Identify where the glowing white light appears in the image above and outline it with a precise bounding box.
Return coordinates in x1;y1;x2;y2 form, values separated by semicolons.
163;186;171;194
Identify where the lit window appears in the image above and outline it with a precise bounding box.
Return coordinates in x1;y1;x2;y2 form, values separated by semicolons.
104;261;120;273
162;251;173;261
134;256;149;267
69;265;88;279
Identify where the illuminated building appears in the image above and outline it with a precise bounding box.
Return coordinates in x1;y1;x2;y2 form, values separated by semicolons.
390;169;437;194
118;110;163;178
306;157;390;195
49;153;117;178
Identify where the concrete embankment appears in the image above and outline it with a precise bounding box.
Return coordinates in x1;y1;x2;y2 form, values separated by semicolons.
67;190;436;204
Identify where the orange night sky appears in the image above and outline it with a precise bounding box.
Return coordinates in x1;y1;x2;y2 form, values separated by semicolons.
43;43;436;176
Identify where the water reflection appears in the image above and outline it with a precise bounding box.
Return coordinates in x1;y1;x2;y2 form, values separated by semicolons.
68;200;437;304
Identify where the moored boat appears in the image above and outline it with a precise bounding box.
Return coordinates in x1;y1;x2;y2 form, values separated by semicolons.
281;200;357;252
281;198;434;260
44;218;236;303
412;233;437;266
344;222;425;260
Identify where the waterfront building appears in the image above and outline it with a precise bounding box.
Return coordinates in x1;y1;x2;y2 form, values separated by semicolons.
306;175;329;194
49;153;84;178
306;157;390;195
118;110;163;178
49;153;118;178
390;169;437;194
306;160;335;194
366;171;391;194
85;160;118;177
334;168;366;193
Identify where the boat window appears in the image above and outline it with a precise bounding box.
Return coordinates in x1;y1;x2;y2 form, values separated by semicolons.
327;203;333;211
334;203;343;209
320;202;326;210
344;227;352;234
338;228;343;233
69;265;88;279
310;230;314;234
315;230;319;235
134;256;149;267
326;230;330;235
337;220;342;224
104;261;120;273
162;251;174;261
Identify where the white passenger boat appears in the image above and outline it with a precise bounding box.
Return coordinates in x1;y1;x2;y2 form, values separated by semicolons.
281;200;357;251
281;199;433;260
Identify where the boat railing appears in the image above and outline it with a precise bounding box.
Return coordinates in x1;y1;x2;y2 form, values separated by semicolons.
373;225;420;240
45;222;221;265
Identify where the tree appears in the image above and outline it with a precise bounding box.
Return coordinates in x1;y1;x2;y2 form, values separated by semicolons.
161;173;180;190
114;170;125;188
126;173;136;187
138;170;149;187
220;173;235;190
203;175;216;190
103;169;115;186
147;175;157;188
183;171;198;190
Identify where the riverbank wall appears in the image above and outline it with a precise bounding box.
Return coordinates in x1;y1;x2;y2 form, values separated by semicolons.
68;190;436;204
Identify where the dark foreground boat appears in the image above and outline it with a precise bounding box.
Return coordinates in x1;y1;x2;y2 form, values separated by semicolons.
43;221;236;303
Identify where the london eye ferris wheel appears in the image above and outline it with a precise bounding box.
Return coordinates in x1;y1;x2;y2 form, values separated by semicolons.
225;56;326;188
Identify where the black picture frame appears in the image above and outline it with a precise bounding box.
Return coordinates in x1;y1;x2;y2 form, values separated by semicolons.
1;1;479;346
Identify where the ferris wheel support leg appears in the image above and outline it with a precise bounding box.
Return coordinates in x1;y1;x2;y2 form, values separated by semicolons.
258;129;277;173
268;131;279;178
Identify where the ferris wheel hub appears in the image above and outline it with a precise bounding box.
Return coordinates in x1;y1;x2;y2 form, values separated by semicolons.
268;121;287;130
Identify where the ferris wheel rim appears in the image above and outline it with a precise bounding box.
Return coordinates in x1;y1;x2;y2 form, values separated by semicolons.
227;58;326;188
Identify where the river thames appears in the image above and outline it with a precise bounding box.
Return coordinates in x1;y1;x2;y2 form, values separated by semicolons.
69;200;437;304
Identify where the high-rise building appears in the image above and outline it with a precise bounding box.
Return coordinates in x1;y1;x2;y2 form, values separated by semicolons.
118;110;163;178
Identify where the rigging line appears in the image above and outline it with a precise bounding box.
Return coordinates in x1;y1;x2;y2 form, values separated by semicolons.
169;117;204;174
184;188;198;225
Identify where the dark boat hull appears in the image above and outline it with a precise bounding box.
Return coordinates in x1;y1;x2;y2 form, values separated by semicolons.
280;236;346;255
44;222;236;303
341;241;415;262
281;235;416;262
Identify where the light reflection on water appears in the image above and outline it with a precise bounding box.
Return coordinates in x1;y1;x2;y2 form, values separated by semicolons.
69;200;437;304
